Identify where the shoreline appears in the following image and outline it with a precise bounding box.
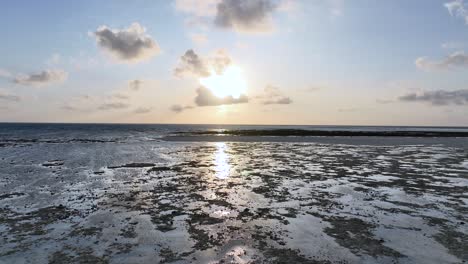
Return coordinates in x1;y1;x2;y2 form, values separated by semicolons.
173;129;468;138
163;135;468;147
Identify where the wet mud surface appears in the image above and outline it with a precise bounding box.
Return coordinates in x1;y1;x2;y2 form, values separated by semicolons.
0;139;467;263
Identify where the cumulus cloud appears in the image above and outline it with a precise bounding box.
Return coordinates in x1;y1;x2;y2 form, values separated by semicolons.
415;51;468;71
399;89;468;106
257;85;292;105
195;86;248;106
98;102;130;110
214;0;277;33
0;91;20;102
170;104;194;113
13;69;68;86
174;49;232;78
93;23;160;63
445;0;468;24
133;107;152;114
175;0;284;33
174;49;210;78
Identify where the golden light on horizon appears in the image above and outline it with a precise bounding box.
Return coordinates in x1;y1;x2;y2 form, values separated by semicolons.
199;65;247;99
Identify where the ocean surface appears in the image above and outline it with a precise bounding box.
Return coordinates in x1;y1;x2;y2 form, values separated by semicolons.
0;123;467;263
1;123;468;142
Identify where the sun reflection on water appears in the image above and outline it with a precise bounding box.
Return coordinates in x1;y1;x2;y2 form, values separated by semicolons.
214;142;230;179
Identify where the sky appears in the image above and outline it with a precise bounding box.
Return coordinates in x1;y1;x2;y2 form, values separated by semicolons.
1;0;468;126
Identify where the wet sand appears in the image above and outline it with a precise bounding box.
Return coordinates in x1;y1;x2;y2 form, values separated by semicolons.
0;138;467;263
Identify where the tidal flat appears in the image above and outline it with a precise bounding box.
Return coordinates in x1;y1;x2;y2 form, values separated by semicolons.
0;136;467;263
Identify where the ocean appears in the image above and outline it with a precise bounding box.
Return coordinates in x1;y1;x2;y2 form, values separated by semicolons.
0;123;467;263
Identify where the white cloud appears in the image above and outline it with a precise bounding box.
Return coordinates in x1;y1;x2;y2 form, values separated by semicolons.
441;41;465;49
416;51;468;71
93;23;160;63
445;0;468;24
13;69;68;86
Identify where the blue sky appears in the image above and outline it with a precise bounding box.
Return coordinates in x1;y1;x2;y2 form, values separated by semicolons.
1;0;468;125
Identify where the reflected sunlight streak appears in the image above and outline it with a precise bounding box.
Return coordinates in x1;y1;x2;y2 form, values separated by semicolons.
214;142;231;179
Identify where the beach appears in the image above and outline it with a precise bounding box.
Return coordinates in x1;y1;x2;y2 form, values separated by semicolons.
0;124;467;263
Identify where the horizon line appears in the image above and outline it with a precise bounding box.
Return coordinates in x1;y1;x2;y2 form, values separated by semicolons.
0;121;467;129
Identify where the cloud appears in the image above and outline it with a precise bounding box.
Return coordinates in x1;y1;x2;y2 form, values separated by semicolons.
263;97;292;105
13;69;68;86
174;49;210;78
445;0;468;24
170;104;194;113
129;79;142;91
257;85;293;105
415;51;468;71
174;49;232;78
175;0;220;16
195;86;248;106
0;91;20;102
214;0;277;33
210;49;232;74
93;23;160;63
133;107;152;114
442;41;465;49
399;89;468;106
98;102;130;110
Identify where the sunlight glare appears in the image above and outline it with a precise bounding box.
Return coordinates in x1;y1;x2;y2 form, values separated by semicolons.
199;66;247;99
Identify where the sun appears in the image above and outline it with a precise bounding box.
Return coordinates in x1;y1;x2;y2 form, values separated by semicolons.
199;65;247;99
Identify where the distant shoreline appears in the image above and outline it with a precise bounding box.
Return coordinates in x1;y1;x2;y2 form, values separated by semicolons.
172;129;468;138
